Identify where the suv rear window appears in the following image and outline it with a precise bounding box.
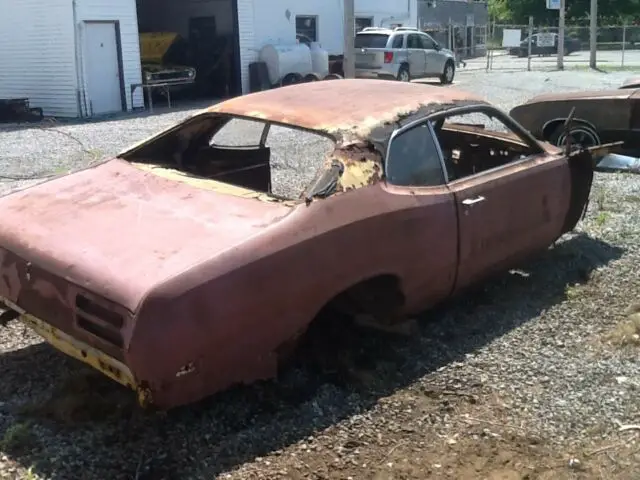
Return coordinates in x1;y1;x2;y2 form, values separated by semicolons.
355;33;390;48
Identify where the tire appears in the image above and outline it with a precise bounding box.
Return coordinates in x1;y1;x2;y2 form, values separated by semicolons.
281;73;302;87
549;123;601;150
302;73;321;82
323;73;343;80
440;60;455;84
396;65;410;82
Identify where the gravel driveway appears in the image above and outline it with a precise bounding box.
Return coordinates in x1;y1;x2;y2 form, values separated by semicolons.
1;70;639;480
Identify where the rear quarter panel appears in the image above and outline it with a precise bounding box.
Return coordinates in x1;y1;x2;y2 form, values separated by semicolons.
510;97;632;139
128;183;458;408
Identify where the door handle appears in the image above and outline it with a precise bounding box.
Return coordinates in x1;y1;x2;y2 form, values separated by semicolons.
461;195;485;206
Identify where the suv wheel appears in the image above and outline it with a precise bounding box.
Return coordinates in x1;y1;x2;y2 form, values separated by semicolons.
440;60;455;84
397;65;410;82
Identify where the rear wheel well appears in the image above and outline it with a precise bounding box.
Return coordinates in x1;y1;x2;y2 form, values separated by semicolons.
324;274;405;318
541;118;597;140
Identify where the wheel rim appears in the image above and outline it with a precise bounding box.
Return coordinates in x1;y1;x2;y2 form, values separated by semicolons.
445;64;454;82
556;127;599;148
399;70;409;82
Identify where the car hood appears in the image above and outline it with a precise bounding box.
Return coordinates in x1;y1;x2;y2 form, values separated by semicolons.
517;88;637;106
0;159;292;311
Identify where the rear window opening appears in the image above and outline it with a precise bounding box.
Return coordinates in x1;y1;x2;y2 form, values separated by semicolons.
355;33;390;48
118;115;336;202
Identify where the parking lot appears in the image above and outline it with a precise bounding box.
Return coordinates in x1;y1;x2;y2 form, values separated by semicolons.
1;69;639;480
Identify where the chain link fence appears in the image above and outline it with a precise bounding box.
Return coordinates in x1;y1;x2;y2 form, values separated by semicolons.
419;21;640;72
482;23;640;71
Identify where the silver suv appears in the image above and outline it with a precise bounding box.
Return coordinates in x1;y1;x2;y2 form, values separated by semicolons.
354;27;456;84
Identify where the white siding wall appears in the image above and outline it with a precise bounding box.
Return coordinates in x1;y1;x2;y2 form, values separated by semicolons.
355;0;418;29
75;0;143;115
237;0;256;95
246;0;418;83
0;0;79;117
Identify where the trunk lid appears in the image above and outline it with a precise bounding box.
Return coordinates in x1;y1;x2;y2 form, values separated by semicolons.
0;159;292;315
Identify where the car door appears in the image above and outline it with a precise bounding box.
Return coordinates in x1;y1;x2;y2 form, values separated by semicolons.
383;119;458;311
430;108;571;292
406;33;427;77
420;34;445;75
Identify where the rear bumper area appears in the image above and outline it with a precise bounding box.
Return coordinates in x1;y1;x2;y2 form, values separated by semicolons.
1;297;150;407
355;67;397;80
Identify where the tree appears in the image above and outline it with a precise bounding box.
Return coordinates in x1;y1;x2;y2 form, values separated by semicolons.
487;0;640;24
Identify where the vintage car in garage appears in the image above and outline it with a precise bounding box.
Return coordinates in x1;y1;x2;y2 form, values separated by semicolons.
509;86;640;157
139;32;196;90
0;79;627;410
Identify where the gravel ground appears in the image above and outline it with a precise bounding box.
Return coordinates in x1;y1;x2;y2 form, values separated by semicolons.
1;70;640;480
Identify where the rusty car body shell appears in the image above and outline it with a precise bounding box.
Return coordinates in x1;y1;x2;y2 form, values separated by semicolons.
509;87;640;156
620;77;640;90
0;80;602;409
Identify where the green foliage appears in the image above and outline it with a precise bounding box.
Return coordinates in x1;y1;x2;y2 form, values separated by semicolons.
487;0;640;24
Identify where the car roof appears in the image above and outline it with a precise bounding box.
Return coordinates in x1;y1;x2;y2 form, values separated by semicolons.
206;79;487;141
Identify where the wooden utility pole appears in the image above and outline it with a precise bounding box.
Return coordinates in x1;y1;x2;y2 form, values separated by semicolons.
343;0;355;78
557;0;565;70
589;0;597;68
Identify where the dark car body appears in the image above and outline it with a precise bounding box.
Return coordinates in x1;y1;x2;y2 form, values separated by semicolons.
509;87;640;156
508;33;580;57
0;80;614;410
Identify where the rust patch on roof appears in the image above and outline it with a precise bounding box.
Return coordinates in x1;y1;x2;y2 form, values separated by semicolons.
207;79;487;140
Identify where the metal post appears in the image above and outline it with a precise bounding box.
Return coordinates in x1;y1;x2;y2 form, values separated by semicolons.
527;16;533;71
589;0;597;68
557;0;565;69
343;0;355;78
622;22;626;67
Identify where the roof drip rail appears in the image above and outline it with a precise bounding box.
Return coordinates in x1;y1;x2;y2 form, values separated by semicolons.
393;27;419;31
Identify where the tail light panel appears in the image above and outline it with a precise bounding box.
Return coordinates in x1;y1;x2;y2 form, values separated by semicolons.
384;51;394;63
75;294;125;348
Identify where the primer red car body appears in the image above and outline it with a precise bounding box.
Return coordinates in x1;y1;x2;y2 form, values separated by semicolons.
0;80;609;409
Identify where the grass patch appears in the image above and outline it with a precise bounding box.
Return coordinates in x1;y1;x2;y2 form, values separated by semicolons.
0;422;38;454
605;313;640;347
566;65;639;73
595;211;610;227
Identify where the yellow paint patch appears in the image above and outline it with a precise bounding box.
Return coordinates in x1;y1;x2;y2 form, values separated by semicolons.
131;162;295;205
0;298;143;398
339;158;381;189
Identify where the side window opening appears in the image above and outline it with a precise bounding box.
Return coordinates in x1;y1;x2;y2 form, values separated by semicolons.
392;34;404;48
430;109;539;182
407;34;420;49
386;122;445;187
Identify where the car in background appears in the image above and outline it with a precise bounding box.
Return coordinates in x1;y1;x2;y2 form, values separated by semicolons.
620;76;640;89
508;33;580;57
354;27;457;84
139;32;196;89
509;86;640;157
0;79;621;410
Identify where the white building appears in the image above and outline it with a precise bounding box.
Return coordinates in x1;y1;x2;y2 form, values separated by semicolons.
0;0;417;118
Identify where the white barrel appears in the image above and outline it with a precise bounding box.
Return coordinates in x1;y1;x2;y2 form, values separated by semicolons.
258;44;313;85
309;42;329;78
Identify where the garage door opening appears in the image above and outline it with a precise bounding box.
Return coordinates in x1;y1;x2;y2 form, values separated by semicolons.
135;0;242;107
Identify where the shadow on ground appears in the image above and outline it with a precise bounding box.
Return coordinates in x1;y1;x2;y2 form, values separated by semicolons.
0;233;625;479
0;97;221;133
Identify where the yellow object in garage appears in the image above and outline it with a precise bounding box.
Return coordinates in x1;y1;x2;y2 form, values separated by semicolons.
139;32;180;64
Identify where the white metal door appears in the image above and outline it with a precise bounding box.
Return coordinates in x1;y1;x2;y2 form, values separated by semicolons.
84;22;122;115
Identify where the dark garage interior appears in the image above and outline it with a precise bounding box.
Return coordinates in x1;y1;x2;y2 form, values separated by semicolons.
135;0;242;104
